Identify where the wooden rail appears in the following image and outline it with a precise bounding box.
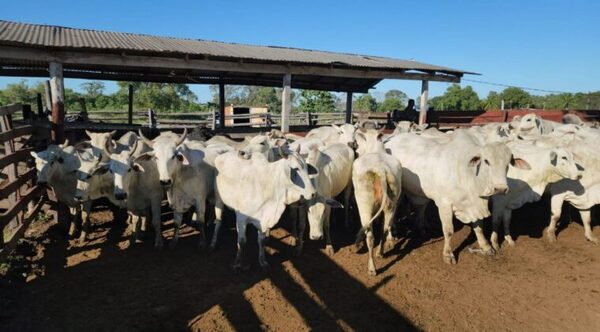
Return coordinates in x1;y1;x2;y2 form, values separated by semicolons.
0;103;46;261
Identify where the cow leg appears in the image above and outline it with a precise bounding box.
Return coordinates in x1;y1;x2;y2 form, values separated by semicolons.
580;209;598;244
209;200;224;252
366;226;377;276
78;201;92;244
547;195;564;242
194;200;207;251
290;208;298;247
129;214;141;246
343;184;353;231
438;205;456;264
170;212;183;249
472;222;495;256
324;207;334;256
294;207;306;257
490;208;503;251
68;206;79;237
415;204;428;239
232;214;248;273
502;209;515;247
257;230;270;272
151;202;163;249
378;208;395;258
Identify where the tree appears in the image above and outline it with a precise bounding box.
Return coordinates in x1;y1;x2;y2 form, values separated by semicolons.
117;82;200;112
481;91;502;110
429;84;481;111
297;90;336;113
377;89;407;112
499;87;531;109
354;93;378;112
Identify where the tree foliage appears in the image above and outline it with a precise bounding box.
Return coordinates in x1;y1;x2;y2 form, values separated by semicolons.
377;89;407;112
499;87;532;109
354;93;378;112
429;84;482;111
297;90;336;113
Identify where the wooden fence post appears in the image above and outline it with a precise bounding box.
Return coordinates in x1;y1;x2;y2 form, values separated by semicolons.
148;109;157;128
49;62;65;144
36;93;44;119
211;108;216;130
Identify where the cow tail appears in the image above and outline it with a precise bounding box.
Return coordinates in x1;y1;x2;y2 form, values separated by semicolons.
354;167;389;245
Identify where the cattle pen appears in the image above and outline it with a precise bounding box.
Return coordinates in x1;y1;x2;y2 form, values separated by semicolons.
1;20;600;332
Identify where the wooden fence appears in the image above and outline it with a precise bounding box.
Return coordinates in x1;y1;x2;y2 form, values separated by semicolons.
0;104;46;261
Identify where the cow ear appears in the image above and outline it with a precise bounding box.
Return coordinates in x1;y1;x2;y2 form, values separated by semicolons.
511;156;531;170
468;156;481;167
576;163;585;172
307;164;318;175
331;124;342;133
132;163;145;173
355;131;366;145
134;152;155;162
176;152;189;165
85;130;93;138
550;151;558;166
92;165;109;175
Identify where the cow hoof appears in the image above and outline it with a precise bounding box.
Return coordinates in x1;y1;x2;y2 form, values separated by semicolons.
491;241;500;252
289;237;297;246
484;247;496;256
505;236;516;247
443;254;457;265
325;245;334;256
368;269;377;276
586;236;599;245
546;232;557;243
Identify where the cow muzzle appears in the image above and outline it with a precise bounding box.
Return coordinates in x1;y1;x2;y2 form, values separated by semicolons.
160;179;172;187
494;186;509;195
115;192;127;200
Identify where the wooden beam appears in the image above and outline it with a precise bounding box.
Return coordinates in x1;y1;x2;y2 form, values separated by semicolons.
0;46;463;83
419;80;429;125
128;84;134;125
43;80;52;115
49;62;65;144
281;74;292;133
219;83;225;129
345;92;353;124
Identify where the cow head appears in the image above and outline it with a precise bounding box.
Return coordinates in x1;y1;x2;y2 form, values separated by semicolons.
355;129;385;156
30;140;73;185
238;135;275;160
73;148;108;202
549;148;581;181
109;139;145;200
136;129;187;188
332;124;357;145
471;143;530;197
516;113;543;137
85;130;116;161
278;146;319;205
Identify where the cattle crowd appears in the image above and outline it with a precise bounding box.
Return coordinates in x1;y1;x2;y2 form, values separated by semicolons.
30;113;600;276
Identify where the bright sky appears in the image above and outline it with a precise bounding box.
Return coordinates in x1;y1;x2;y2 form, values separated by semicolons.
1;0;598;102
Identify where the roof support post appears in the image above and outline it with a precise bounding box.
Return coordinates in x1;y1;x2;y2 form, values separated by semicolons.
128;84;134;125
419;80;429;125
49;61;65;144
281;73;292;133
219;82;225;129
345;92;353;124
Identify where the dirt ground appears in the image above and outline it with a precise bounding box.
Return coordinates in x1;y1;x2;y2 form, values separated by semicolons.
1;198;599;331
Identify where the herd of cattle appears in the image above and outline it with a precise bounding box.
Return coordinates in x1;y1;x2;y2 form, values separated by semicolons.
30;112;600;275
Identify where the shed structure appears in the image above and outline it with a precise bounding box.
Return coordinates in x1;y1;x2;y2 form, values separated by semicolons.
0;20;476;141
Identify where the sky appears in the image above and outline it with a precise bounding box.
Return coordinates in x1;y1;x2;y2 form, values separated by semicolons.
1;0;599;102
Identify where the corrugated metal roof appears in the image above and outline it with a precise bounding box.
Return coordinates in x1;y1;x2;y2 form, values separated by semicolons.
0;20;471;75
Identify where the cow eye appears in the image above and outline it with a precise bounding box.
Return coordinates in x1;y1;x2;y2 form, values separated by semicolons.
561;156;567;160
127;168;132;173
484;159;490;165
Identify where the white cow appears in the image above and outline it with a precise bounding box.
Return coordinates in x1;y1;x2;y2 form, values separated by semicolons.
490;142;579;250
214;146;331;272
304;143;353;255
107;138;165;248
541;135;600;244
306;124;357;146
353;129;402;276
385;130;529;264
137;129;231;250
31;142;86;236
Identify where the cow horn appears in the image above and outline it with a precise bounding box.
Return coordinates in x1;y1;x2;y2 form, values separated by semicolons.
175;128;187;147
109;130;117;138
138;129;154;147
59;138;70;149
128;138;139;157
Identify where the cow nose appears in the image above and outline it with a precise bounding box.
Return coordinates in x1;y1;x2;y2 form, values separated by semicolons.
496;187;509;194
115;193;127;200
577;174;583;180
74;195;83;202
310;234;323;240
311;193;316;199
37;181;47;186
160;179;172;186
